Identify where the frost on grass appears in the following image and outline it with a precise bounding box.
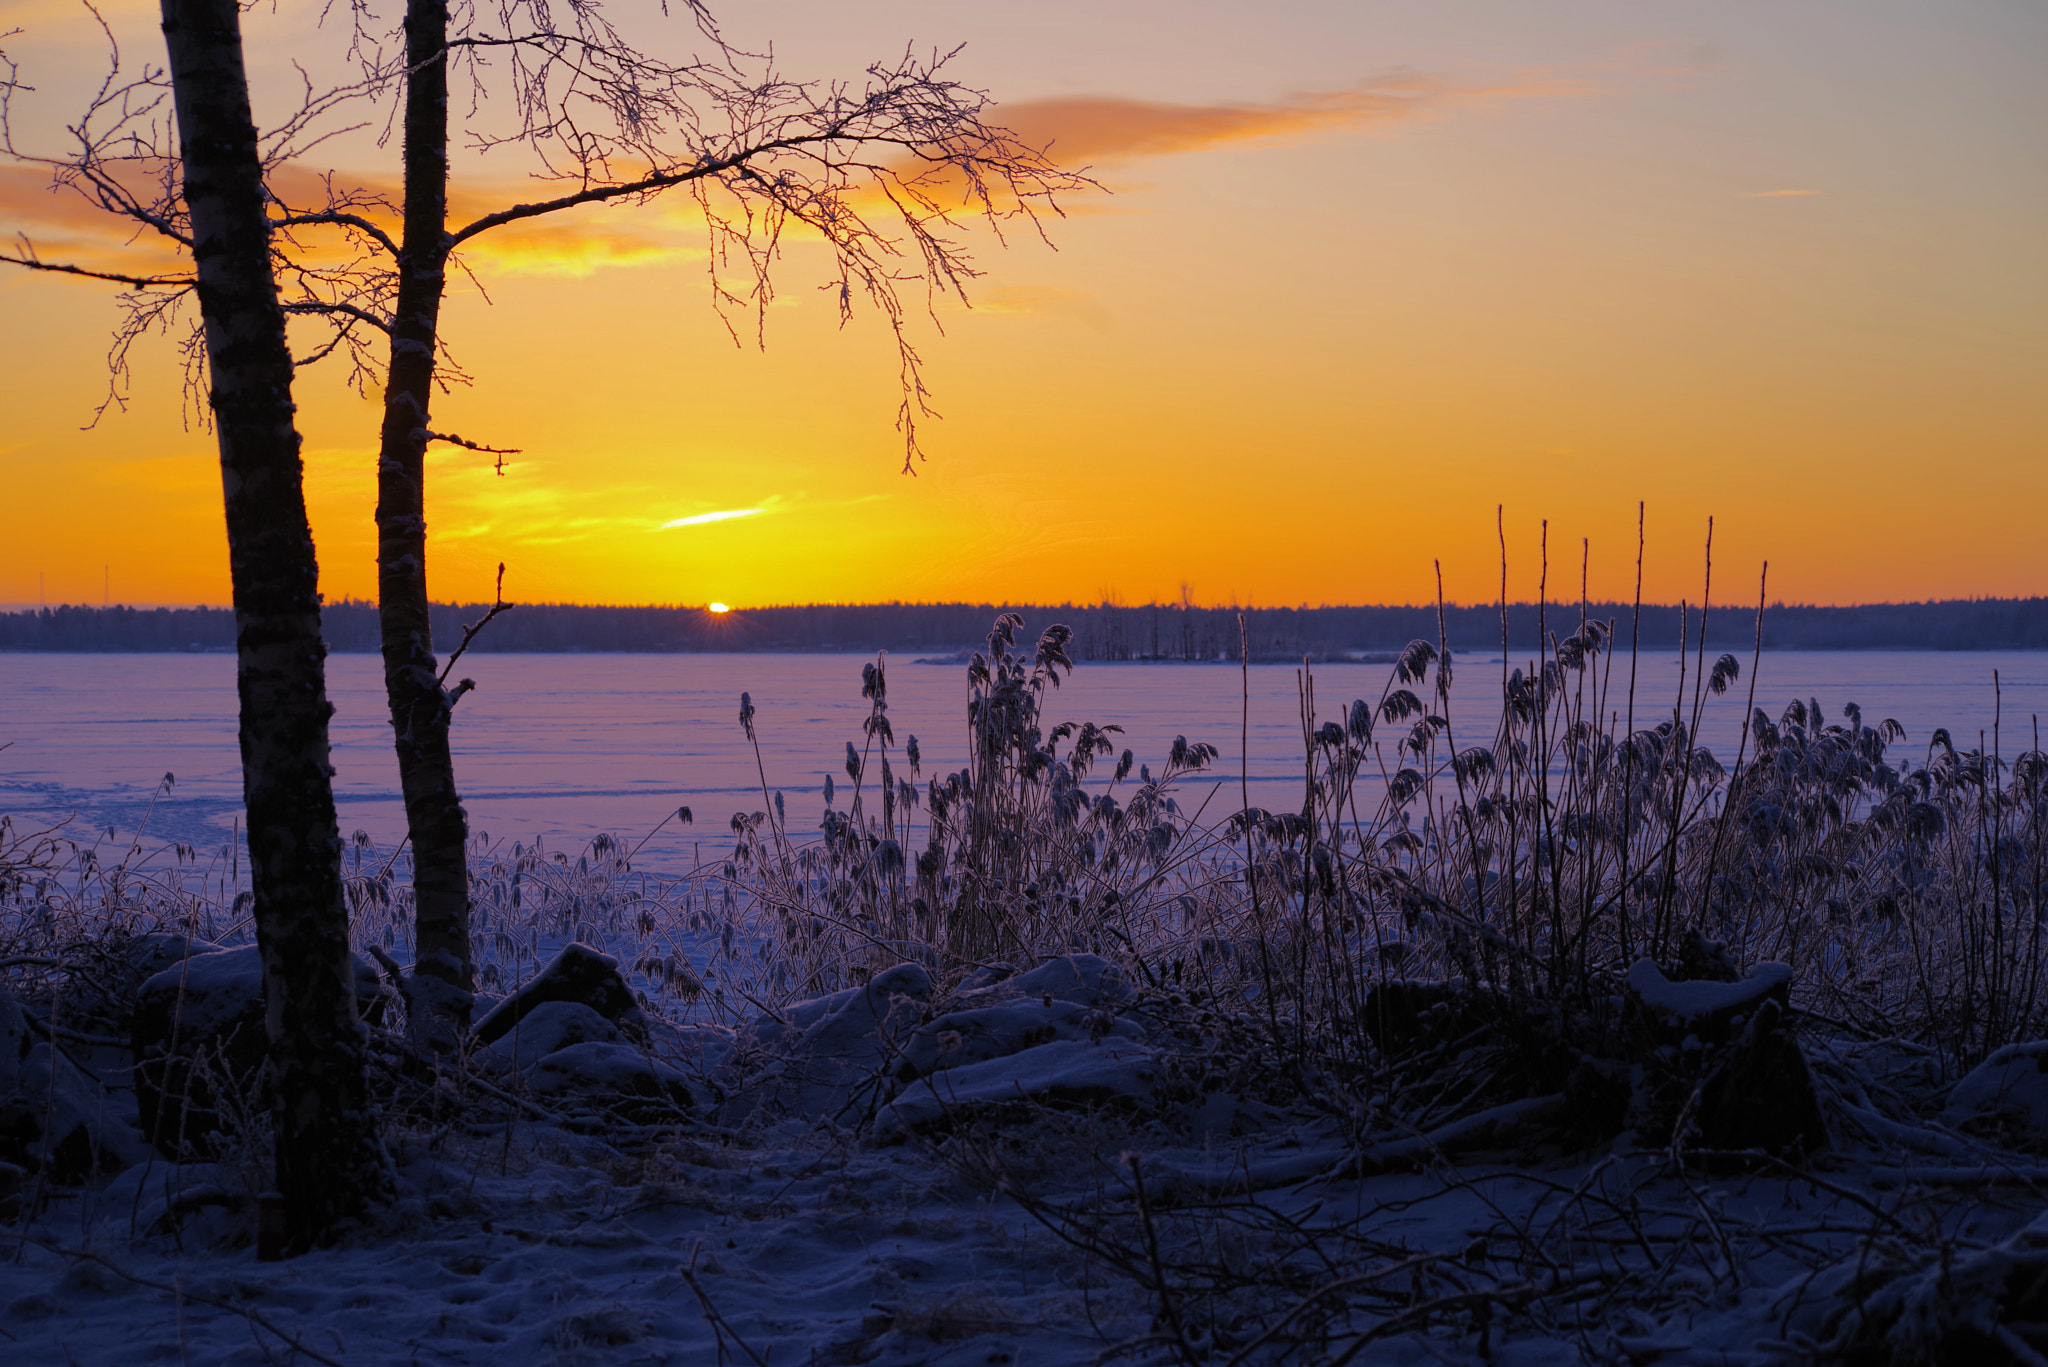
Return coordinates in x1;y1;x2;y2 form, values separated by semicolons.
6;617;2048;1362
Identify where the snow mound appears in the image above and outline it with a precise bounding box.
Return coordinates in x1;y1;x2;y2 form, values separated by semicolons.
876;1039;1158;1136
1;1039;149;1180
1944;1040;2048;1149
130;945;383;1159
68;934;226;1029
133;944;381;1040
959;953;1130;1009
94;1161;248;1240
527;1041;693;1105
472;1001;619;1075
896;1000;1144;1082
473;941;643;1045
729;964;932;1124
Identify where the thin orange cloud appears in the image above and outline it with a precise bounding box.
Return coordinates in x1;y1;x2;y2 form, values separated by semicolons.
971;283;1105;326
990;71;1596;165
0;164;110;233
3;158;697;280
0;163;187;272
4;72;1590;284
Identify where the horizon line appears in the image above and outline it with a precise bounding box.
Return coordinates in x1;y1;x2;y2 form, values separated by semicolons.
9;594;2048;614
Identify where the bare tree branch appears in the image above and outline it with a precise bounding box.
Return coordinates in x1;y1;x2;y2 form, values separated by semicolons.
424;429;519;456
439;561;514;698
282;299;393;333
270;209;401;259
0;246;192;289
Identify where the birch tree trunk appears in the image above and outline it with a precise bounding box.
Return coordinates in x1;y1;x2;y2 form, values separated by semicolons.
159;0;388;1248
377;0;473;1045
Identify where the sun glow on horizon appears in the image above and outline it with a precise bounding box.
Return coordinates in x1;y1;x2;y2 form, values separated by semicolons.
707;602;731;614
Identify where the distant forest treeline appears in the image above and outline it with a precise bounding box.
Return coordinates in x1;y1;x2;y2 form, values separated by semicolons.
6;597;2048;658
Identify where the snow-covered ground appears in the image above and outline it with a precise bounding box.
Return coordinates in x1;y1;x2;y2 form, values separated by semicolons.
6;1119;2043;1366
8;947;2048;1367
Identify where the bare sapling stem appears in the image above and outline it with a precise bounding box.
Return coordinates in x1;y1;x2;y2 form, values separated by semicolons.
1619;502;1645;962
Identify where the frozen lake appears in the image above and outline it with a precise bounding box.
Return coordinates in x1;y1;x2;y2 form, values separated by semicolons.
4;649;2046;873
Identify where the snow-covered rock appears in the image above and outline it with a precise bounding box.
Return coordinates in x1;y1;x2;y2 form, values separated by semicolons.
132;944;381;1043
527;1041;695;1109
473;942;645;1046
876;1039;1159;1135
729;964;932;1124
473;1001;620;1075
0;1039;149;1180
2;980;148;1181
125;933;228;978
1626;958;1792;1036
69;933;226;1031
895;999;1144;1082
1626;960;1826;1156
723;957;1156;1128
1943;1040;2048;1149
95;1160;248;1239
960;954;1130;1009
129;944;381;1158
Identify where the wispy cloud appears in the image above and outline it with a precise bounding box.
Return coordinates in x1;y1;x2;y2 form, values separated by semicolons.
991;69;1598;165
0;161;701;280
0;165;186;274
0;66;1597;285
973;283;1106;325
460;221;699;277
658;507;766;530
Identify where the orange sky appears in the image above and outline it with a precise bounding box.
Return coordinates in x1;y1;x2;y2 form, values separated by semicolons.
2;0;2043;611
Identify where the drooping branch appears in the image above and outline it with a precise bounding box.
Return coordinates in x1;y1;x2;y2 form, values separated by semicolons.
0;246;192;289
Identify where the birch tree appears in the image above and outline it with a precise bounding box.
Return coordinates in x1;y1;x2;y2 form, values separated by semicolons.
3;1;389;1247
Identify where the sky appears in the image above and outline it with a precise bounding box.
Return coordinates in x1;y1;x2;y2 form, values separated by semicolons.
0;0;2043;611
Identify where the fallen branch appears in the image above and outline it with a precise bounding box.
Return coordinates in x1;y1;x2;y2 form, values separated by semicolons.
682;1242;771;1367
